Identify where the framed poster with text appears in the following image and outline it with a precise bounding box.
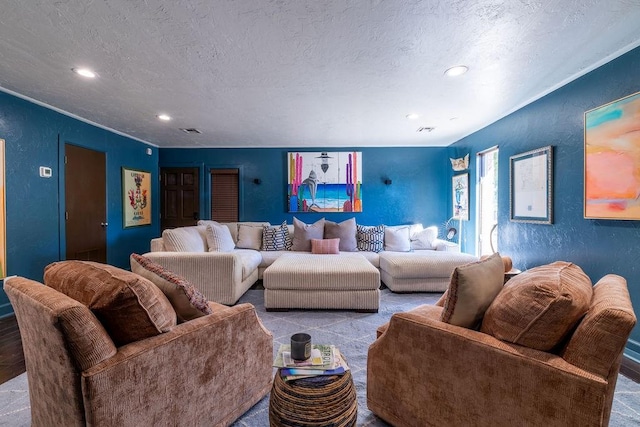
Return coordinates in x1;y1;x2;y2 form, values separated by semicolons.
122;167;151;227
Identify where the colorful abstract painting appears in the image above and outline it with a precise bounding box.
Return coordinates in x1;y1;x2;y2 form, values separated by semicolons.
288;152;362;212
585;91;640;219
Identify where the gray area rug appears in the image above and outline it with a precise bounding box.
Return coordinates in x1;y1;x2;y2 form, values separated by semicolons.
1;288;639;426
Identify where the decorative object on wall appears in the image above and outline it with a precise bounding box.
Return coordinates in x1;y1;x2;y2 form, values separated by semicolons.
452;173;469;220
584;91;640;220
288;151;362;213
253;178;262;185
0;139;5;278
383;178;392;185
122;167;151;227
450;153;469;171
510;146;553;224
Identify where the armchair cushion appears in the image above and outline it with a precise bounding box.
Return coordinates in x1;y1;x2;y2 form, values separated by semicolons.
440;252;504;328
481;261;593;351
44;260;177;346
324;218;357;251
130;253;212;322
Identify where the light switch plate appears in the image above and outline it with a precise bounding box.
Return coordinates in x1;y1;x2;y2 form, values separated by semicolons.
39;166;52;178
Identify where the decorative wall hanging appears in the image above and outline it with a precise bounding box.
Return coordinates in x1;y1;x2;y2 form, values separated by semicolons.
452;173;469;220
584;91;640;220
0;139;5;278
288;151;362;213
122;167;151;227
510;146;553;224
450;153;469;171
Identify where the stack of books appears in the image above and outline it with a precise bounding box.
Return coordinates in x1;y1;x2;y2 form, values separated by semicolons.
273;344;350;381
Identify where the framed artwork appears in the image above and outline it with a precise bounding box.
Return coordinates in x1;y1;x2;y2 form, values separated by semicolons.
584;91;640;220
287;151;362;212
452;173;469;220
0;139;5;278
510;146;553;224
122;167;151;227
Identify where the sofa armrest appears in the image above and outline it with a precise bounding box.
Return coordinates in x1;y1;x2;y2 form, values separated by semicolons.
140;251;245;304
367;305;608;427
82;303;273;426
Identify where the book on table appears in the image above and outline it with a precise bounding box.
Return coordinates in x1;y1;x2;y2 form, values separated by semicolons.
273;344;350;381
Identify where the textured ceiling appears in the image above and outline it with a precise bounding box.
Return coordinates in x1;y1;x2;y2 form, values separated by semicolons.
1;0;639;148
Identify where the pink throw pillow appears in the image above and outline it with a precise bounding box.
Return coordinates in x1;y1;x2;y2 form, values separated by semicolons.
311;238;340;254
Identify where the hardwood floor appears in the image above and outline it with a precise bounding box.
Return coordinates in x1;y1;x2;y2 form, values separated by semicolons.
0;315;26;384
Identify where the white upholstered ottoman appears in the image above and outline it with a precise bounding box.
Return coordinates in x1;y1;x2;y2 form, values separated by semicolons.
379;250;478;292
263;253;380;312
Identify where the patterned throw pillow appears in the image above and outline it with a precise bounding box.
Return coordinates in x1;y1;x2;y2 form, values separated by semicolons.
356;224;385;253
262;221;290;251
311;238;340;254
130;254;212;323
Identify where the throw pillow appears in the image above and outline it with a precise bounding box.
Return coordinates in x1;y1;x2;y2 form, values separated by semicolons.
44;260;177;346
236;224;263;250
481;261;593;351
205;222;235;252
356;224;385;252
324;218;358;252
162;226;208;252
311;238;340;254
440;253;505;329
130;254;212;323
262;221;290;251
410;226;439;250
291;217;325;251
384;226;412;252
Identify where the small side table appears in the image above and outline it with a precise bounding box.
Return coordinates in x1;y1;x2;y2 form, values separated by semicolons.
269;370;357;426
504;268;522;283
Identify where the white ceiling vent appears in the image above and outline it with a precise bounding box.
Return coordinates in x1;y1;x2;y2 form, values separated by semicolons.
416;127;435;133
179;128;202;134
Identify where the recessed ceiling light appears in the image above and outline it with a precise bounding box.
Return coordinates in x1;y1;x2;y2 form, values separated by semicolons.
72;68;96;78
406;113;420;120
157;114;172;121
444;65;469;77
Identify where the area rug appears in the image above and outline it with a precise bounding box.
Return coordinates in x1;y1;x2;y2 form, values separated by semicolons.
1;288;639;426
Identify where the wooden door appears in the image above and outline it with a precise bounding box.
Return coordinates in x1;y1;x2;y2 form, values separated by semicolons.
65;144;107;262
161;167;200;231
211;169;239;222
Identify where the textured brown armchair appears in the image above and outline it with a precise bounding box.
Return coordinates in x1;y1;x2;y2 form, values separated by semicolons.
367;274;636;427
5;275;273;427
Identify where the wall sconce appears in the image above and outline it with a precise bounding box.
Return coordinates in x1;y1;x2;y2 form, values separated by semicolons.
253;178;262;185
383;178;392;185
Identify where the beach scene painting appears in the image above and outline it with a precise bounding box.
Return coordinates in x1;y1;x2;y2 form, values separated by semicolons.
288;151;362;212
584;91;640;220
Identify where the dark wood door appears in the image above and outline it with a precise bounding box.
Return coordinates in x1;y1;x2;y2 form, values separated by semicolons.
65;144;107;262
161;167;200;231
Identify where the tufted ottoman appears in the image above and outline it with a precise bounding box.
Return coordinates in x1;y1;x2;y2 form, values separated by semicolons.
263;253;380;312
379;250;478;292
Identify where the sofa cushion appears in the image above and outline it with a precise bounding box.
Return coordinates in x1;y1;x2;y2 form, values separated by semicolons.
205;222;236;252
163;226;208;252
384;226;411;252
130;254;212;323
356;224;385;253
262;221;291;251
440;253;505;329
292;217;325;251
311;238;340;254
410;226;439;250
324;218;357;252
236;224;264;250
481;261;593;351
44;260;177;346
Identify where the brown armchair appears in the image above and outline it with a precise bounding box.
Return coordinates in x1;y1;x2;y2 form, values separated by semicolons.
5;273;273;427
367;274;636;427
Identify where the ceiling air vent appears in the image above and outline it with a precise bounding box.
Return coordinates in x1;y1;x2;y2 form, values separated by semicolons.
416;127;435;133
179;128;202;134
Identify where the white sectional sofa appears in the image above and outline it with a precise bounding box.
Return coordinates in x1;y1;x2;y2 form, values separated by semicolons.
141;220;478;305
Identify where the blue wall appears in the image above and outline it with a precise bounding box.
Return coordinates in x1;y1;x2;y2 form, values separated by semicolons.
160;147;449;228
450;45;640;360
0;90;160;317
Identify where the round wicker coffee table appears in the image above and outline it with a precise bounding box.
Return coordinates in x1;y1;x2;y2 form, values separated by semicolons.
269;370;357;426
